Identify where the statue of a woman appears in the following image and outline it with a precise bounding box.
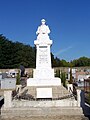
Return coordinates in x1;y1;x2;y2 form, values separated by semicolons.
36;19;50;41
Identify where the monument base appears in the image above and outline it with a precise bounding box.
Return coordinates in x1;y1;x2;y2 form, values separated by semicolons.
27;78;61;99
33;68;54;78
27;78;61;86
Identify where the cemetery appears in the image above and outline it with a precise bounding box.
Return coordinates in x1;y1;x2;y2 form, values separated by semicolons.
0;19;89;120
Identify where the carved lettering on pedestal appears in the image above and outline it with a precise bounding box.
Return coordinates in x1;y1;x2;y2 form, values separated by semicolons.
39;46;48;64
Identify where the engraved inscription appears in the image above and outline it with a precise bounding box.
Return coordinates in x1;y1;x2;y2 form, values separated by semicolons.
39;46;48;64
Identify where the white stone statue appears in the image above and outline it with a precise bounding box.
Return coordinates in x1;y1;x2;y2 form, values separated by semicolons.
36;19;50;41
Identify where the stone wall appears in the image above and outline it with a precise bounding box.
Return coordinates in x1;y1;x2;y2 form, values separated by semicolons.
0;67;90;74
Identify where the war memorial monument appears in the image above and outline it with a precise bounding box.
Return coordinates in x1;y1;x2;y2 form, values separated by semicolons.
27;19;61;99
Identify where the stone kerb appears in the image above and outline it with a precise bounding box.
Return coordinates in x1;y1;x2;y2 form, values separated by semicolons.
12;99;78;108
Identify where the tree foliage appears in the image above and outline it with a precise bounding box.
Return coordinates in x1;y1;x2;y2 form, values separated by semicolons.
71;57;90;67
16;70;20;85
0;34;90;68
60;71;66;87
0;34;36;68
69;68;73;84
51;55;90;67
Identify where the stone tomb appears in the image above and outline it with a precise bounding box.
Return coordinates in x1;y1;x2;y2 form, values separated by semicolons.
27;19;61;99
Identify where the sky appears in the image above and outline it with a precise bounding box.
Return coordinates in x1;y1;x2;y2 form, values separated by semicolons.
0;0;90;61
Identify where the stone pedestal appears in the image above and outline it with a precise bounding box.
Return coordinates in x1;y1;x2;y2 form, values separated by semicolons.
77;89;81;107
4;90;12;108
33;39;54;79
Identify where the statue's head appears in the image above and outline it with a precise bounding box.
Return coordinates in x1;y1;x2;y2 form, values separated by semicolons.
41;19;46;25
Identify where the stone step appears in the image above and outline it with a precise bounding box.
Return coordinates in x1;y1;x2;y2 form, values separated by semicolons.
1;107;84;117
12;98;77;107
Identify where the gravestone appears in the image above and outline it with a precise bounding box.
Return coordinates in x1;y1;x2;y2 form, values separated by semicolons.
2;73;7;79
27;19;61;99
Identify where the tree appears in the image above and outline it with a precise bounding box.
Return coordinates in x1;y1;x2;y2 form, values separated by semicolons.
71;57;90;67
16;70;20;85
55;69;60;78
0;34;90;68
69;68;73;84
60;59;69;67
0;34;36;68
60;71;66;87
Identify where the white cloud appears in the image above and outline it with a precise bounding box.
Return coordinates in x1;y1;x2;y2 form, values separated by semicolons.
54;46;72;57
